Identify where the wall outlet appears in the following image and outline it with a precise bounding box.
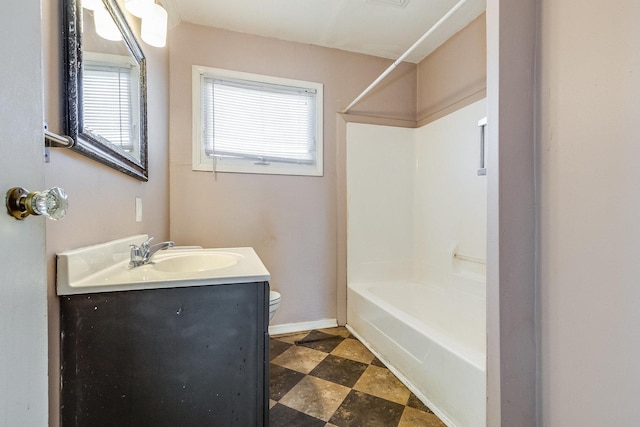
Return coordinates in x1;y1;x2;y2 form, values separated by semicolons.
135;197;142;222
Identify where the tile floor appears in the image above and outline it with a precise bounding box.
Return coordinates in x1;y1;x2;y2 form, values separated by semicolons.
269;327;446;427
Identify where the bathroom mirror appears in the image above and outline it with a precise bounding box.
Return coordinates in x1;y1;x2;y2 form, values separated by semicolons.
63;0;148;180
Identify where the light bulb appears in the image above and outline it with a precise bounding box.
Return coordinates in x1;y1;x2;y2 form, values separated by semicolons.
94;6;123;41
125;0;155;18
82;0;104;10
141;3;168;48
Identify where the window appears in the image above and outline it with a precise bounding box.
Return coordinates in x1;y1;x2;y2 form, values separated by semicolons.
82;53;140;155
192;66;323;176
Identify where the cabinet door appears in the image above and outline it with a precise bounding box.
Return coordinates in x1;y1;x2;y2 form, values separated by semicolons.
61;282;267;427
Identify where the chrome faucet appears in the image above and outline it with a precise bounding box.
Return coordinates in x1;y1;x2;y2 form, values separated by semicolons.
129;237;175;268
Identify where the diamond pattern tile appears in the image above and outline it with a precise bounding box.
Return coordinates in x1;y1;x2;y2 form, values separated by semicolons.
269;327;446;427
330;338;376;364
270;364;306;401
296;330;345;353
352;365;411;405
271;345;328;374
310;354;368;388
329;390;405;427
279;376;351;421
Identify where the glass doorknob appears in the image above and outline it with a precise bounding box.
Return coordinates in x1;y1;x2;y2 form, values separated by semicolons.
5;186;68;220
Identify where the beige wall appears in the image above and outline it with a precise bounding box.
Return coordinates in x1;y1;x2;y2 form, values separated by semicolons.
537;0;640;424
43;1;170;424
417;13;486;126
168;23;416;326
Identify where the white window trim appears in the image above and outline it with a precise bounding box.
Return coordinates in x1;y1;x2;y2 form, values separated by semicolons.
192;65;324;176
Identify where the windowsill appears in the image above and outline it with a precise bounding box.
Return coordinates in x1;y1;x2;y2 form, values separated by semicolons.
192;159;323;177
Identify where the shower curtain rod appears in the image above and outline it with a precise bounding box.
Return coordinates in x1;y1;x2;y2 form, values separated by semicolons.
342;0;469;114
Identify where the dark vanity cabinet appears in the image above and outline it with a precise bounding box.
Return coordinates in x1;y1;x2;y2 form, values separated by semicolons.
60;281;269;427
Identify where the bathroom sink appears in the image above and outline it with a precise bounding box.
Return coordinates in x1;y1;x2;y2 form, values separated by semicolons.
56;235;270;295
151;251;241;273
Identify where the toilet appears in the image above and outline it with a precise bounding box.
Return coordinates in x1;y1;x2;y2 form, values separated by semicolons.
269;291;281;321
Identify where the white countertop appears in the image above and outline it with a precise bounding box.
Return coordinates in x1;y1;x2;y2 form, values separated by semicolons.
56;235;271;295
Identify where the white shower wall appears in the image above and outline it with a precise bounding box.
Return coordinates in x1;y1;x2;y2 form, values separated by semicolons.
346;100;488;426
346;125;415;284
347;98;487;286
414;100;487;285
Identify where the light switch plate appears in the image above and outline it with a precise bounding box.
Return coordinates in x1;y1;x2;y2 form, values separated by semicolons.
135;197;142;222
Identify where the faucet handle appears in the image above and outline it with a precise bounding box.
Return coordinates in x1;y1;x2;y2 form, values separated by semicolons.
129;244;144;267
141;237;154;251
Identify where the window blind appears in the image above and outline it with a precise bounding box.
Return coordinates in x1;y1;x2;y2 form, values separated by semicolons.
83;63;135;152
202;77;317;165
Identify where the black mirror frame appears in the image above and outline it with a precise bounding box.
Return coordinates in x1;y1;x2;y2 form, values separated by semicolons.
62;0;149;181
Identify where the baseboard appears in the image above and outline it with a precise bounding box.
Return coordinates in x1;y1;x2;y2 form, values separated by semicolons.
269;318;338;336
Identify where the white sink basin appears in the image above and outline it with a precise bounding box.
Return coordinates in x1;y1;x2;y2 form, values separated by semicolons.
56;235;270;295
152;251;241;273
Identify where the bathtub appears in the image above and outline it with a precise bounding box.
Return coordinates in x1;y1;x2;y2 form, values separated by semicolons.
347;275;486;427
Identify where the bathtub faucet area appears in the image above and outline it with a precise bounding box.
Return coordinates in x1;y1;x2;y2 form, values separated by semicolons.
129;237;175;268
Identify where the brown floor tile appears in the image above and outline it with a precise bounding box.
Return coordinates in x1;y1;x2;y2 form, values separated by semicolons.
270;338;293;361
272;345;328;374
330;338;375;364
279;376;351;422
371;357;387;367
398;406;447;427
319;327;352;338
269;331;447;427
310;354;368;388
329;389;405;427
270;403;326;427
270;364;306;401
353;365;411;405
296;330;345;353
273;331;312;344
407;393;433;413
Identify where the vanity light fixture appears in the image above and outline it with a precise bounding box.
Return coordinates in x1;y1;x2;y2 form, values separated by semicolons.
94;5;123;41
124;0;155;18
126;0;168;48
141;2;168;47
82;0;105;10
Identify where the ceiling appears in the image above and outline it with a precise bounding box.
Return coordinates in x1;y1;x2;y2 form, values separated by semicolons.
161;0;486;63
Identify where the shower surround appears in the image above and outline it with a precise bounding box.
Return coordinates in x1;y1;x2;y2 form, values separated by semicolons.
346;99;487;427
